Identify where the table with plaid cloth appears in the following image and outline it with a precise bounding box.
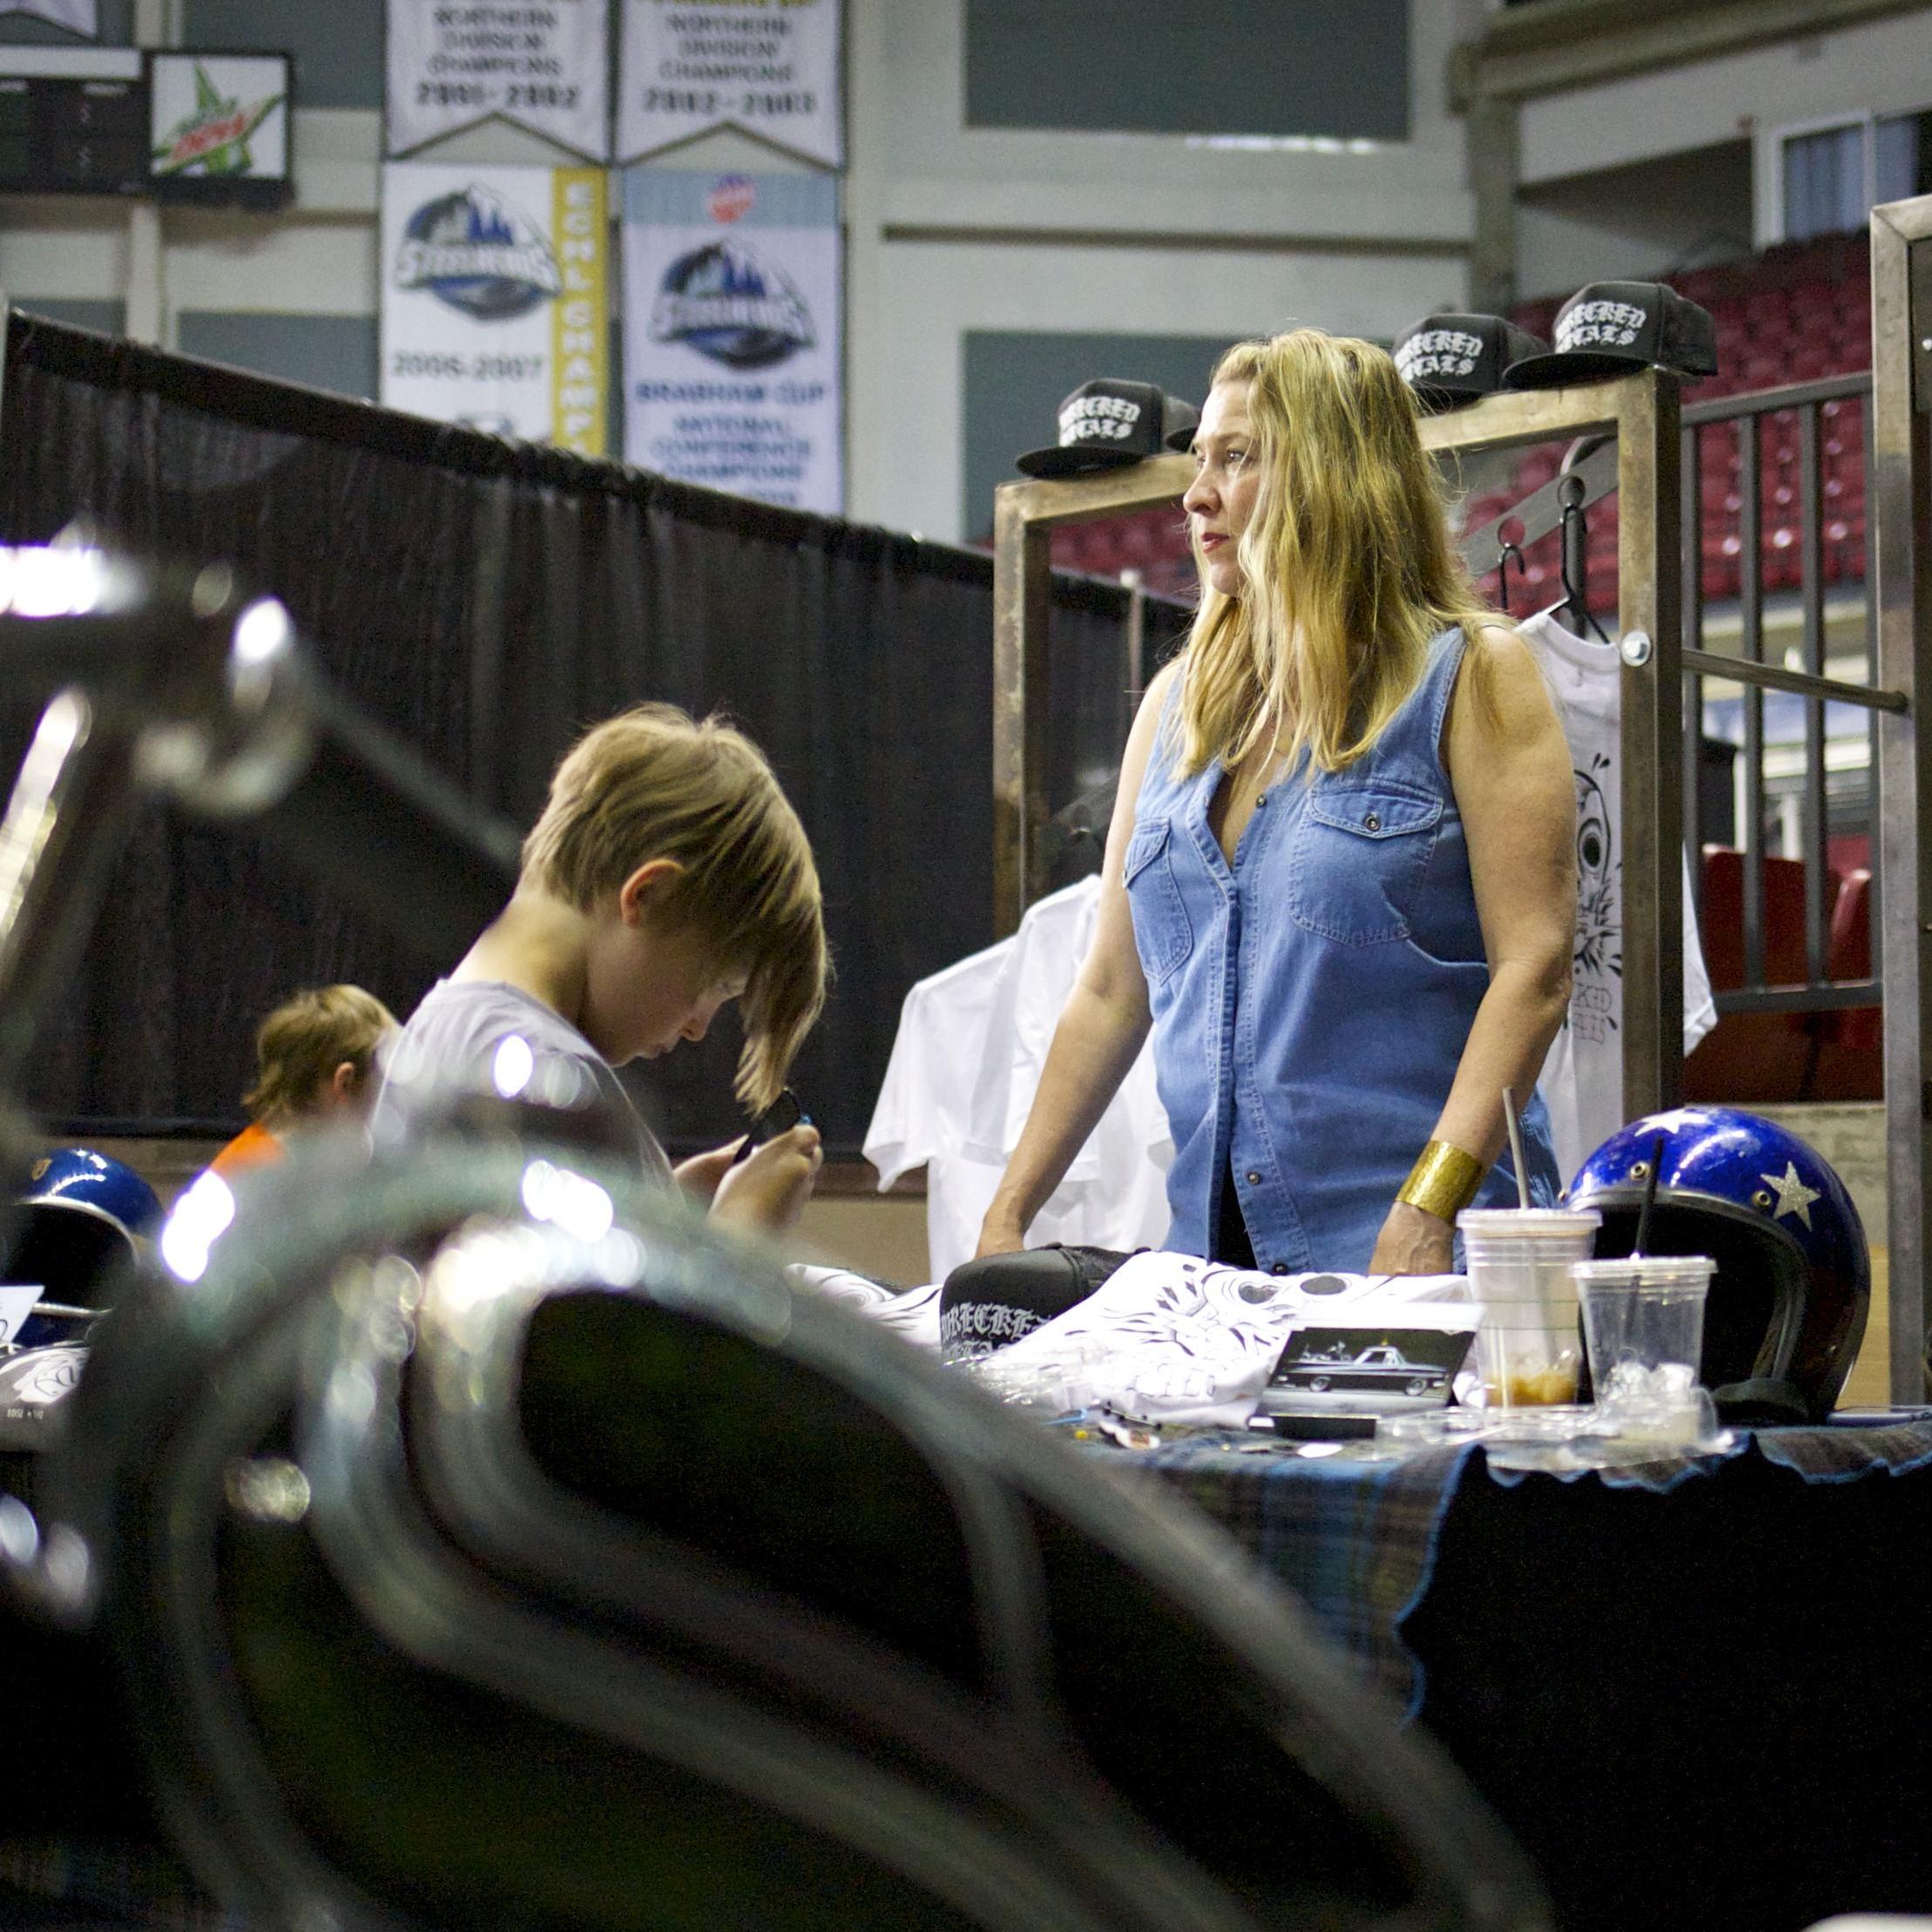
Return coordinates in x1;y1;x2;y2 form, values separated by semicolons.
1114;1414;1932;1932
1111;1415;1932;1719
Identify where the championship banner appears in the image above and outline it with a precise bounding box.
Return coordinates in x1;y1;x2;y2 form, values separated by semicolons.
622;167;841;512
382;161;611;457
386;0;610;160
0;0;96;27
618;0;841;167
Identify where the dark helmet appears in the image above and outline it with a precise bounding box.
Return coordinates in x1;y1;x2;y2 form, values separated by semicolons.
9;1149;161;1347
1566;1106;1868;1422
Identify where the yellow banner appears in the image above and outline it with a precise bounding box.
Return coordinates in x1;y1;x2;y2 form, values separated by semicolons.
551;166;608;458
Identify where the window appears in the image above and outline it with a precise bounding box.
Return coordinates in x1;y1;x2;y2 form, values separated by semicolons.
1778;106;1932;244
1875;108;1932;204
963;0;1409;144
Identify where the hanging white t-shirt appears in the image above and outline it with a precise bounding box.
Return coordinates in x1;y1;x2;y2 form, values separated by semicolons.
963;875;1172;1248
1519;610;1719;1185
865;877;1172;1281
865;938;1010;1280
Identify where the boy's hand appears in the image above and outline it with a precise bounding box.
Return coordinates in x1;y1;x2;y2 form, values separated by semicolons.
674;1142;742;1204
710;1123;822;1233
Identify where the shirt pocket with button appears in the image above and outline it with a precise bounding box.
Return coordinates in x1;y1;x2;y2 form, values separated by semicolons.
1287;780;1444;946
1122;815;1194;986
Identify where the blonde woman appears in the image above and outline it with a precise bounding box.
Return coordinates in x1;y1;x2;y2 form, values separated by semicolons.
978;331;1577;1277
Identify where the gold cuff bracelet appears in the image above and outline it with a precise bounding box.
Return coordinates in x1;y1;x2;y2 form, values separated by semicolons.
1396;1139;1487;1223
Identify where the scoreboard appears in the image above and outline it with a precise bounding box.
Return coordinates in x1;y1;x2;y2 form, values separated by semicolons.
0;73;146;197
0;48;292;207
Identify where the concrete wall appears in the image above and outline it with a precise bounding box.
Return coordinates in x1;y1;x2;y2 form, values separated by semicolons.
848;0;1475;538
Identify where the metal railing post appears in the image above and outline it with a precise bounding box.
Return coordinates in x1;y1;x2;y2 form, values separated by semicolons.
990;456;1192;935
1618;368;1685;1119
991;487;1052;937
1871;192;1932;1401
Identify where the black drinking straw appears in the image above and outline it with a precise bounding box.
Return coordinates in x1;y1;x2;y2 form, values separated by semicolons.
1631;1132;1667;1257
1502;1087;1531;1210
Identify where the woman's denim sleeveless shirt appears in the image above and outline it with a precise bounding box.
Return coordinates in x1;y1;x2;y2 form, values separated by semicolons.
1126;627;1560;1272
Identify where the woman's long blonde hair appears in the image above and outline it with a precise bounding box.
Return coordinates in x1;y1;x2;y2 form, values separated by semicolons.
1177;328;1502;777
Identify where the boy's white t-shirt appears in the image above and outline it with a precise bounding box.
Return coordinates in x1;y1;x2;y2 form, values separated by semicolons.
373;977;675;1186
1520;611;1719;1185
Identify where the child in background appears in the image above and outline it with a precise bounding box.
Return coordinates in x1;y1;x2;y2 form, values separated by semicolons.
210;983;398;1179
375;703;829;1233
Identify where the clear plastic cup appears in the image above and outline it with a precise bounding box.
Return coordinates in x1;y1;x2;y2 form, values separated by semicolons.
1573;1256;1713;1410
1458;1207;1602;1408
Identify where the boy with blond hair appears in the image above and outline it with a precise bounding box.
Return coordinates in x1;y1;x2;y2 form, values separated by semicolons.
375;703;828;1232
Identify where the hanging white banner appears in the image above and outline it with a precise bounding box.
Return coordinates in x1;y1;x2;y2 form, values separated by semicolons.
381;161;611;457
617;0;841;167
622;167;841;512
0;0;97;30
386;0;610;160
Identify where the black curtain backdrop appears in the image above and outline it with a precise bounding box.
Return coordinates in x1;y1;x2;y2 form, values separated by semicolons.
0;314;1188;1158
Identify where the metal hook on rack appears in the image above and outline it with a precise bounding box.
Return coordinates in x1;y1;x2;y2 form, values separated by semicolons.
1557;472;1611;644
1494;539;1524;616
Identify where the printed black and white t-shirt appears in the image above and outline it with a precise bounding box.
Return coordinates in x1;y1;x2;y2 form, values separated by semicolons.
1519;611;1718;1184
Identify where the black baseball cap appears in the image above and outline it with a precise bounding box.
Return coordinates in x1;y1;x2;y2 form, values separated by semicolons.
937;1246;1121;1364
1394;313;1550;412
1016;378;1199;478
1503;280;1719;389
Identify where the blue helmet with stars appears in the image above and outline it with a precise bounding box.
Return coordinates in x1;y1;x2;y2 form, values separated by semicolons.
1566;1106;1868;1423
10;1148;161;1348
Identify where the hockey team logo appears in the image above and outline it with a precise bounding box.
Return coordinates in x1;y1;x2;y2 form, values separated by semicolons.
395;186;562;322
707;173;756;224
648;238;814;370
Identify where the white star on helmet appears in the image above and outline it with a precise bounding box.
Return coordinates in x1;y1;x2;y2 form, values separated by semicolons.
1759;1160;1821;1230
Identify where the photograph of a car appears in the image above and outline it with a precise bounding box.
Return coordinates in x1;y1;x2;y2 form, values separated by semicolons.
1279;1341;1449;1398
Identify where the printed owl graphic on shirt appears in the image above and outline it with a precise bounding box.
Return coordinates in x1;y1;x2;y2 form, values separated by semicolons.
1569;753;1621;1043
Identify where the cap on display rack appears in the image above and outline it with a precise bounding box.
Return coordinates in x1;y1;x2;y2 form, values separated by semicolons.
1393;313;1550;412
1503;280;1719;389
1015;379;1199;478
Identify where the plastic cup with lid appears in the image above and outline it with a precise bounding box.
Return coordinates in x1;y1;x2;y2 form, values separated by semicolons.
1458;1207;1602;1408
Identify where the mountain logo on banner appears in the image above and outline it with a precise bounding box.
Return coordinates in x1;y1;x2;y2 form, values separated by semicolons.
395;186;563;322
647;239;814;370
